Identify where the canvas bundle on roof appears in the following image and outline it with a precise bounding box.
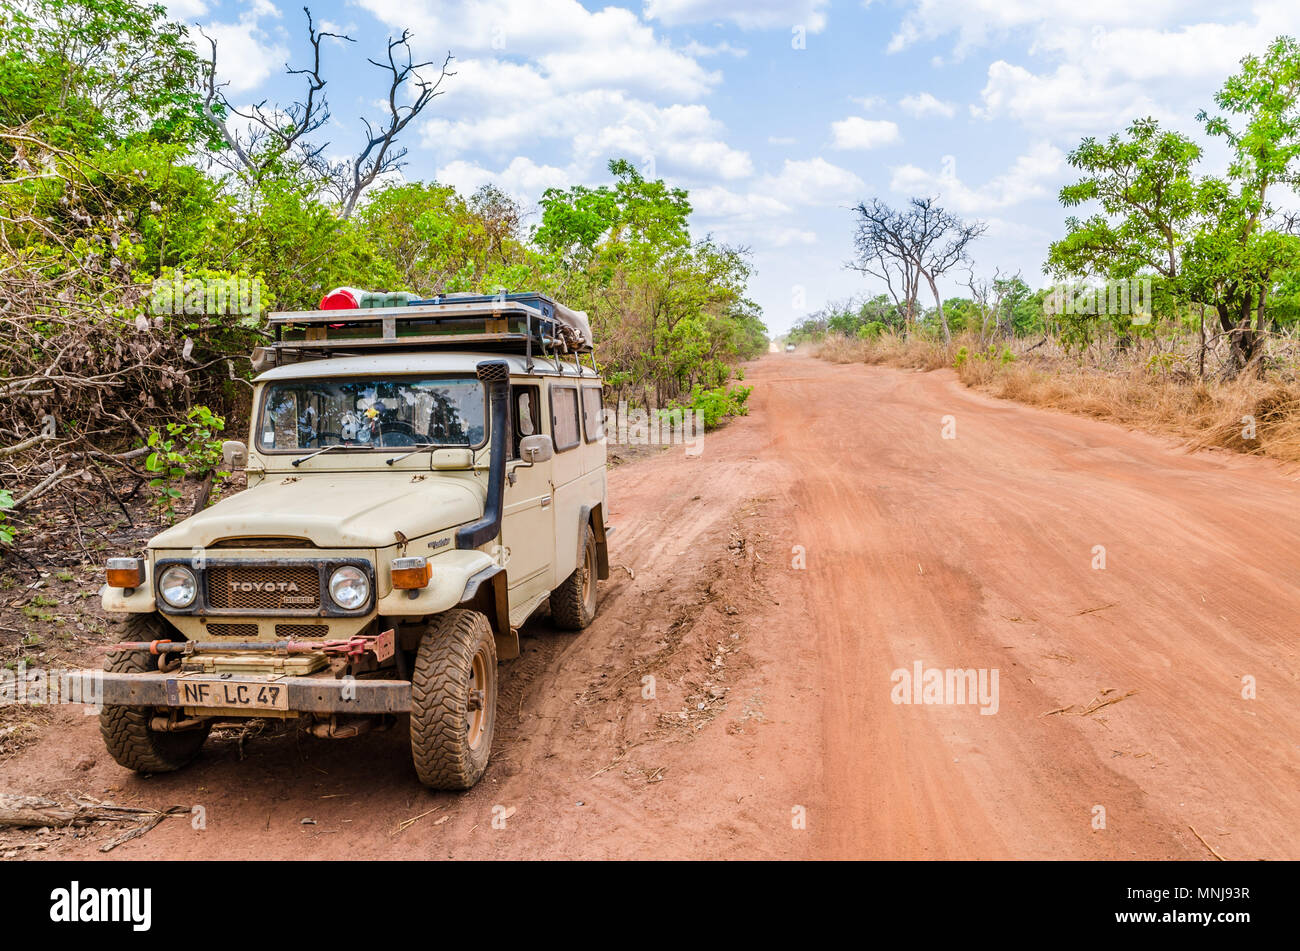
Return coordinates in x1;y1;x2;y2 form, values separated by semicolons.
256;290;594;371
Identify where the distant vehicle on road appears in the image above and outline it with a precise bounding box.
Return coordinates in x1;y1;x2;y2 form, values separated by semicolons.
785;342;796;352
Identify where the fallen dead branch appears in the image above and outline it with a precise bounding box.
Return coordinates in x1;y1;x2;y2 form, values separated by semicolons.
1071;602;1119;617
0;793;189;836
1189;824;1227;861
1079;689;1138;717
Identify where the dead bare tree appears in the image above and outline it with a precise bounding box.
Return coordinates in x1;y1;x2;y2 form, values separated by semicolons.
851;197;986;341
336;32;453;217
850;199;923;328
199;9;345;186
966;267;1023;344
907;198;986;343
199;7;453;216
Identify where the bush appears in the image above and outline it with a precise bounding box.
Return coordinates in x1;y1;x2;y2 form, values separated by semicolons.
669;383;753;430
0;489;15;545
142;406;229;521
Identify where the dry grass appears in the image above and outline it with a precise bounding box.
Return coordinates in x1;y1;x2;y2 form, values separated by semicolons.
816;332;1300;464
818;330;957;370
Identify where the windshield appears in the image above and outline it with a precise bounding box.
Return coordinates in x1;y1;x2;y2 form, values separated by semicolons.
258;376;486;451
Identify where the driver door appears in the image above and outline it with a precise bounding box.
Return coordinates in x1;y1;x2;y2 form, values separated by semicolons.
501;384;554;602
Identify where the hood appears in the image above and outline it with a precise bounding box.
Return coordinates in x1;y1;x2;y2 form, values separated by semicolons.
150;473;483;550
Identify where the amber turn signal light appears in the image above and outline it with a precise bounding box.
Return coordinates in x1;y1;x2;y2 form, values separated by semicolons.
391;556;432;589
106;557;143;589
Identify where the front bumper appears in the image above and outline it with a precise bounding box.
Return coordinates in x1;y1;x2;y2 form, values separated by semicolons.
70;669;409;714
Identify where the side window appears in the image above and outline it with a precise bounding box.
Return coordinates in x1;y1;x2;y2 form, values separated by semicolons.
550;386;580;452
581;385;604;442
512;384;540;459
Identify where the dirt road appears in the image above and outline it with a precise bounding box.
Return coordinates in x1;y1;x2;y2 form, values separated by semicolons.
3;353;1298;859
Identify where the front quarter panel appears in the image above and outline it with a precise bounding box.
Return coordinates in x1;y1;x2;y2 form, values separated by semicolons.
375;549;496;616
101;560;156;614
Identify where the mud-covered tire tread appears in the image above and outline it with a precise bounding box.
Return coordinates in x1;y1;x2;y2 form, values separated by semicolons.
410;609;497;790
550;523;597;630
99;615;210;774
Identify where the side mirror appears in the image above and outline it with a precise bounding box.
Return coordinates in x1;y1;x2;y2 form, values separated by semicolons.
519;434;553;464
221;440;248;470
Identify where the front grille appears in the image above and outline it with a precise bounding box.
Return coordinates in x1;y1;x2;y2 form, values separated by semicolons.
275;624;329;639
207;564;321;611
207;623;258;638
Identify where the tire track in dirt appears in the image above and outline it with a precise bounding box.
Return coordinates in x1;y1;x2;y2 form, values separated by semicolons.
3;353;1297;859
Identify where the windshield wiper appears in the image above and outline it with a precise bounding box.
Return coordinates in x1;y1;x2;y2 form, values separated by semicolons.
385;443;442;466
290;443;356;467
385;438;473;466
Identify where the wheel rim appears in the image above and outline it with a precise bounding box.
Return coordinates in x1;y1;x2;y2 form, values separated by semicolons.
466;647;488;751
581;539;596;612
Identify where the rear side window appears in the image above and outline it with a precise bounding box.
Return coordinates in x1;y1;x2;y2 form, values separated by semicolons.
511;385;540;459
550;386;580;451
581;386;604;442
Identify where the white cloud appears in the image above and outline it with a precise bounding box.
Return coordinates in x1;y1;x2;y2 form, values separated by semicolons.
691;185;792;220
357;0;719;99
830;117;901;150
972;60;1174;134
763;157;866;205
164;0;208;18
571;102;753;179
886;1;1300;136
199;3;289;95
886;0;1223;57
436;157;574;200
352;1;753;186
682;39;748;58
762;226;818;246
888;143;1064;214
899;92;956;119
644;0;831;32
420;82;752;180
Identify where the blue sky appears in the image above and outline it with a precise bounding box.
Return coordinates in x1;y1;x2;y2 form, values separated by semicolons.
172;0;1300;333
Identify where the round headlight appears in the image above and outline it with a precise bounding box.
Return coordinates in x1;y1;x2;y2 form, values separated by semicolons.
158;566;197;608
328;566;369;610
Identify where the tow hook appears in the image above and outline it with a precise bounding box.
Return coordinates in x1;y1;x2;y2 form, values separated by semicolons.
308;714;396;739
150;712;210;732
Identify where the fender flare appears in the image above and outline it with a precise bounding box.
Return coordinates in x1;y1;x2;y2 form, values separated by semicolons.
576;503;611;581
458;565;518;660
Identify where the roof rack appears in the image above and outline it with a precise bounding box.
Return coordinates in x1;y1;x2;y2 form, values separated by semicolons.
260;291;593;371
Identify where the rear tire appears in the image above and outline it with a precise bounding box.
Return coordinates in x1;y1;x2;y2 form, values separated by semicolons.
410;609;498;790
100;615;210;774
550;522;598;630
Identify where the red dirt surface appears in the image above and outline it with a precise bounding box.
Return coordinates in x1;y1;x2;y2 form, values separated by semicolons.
2;353;1297;859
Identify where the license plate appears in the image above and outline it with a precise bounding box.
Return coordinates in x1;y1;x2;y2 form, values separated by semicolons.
172;677;290;712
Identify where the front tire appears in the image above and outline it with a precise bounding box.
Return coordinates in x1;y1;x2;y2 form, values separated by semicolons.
410;609;498;790
100;615;210;774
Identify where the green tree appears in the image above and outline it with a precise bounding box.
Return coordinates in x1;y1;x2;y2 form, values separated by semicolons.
1190;35;1300;373
536;159;763;410
0;0;203;150
1050;37;1300;374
